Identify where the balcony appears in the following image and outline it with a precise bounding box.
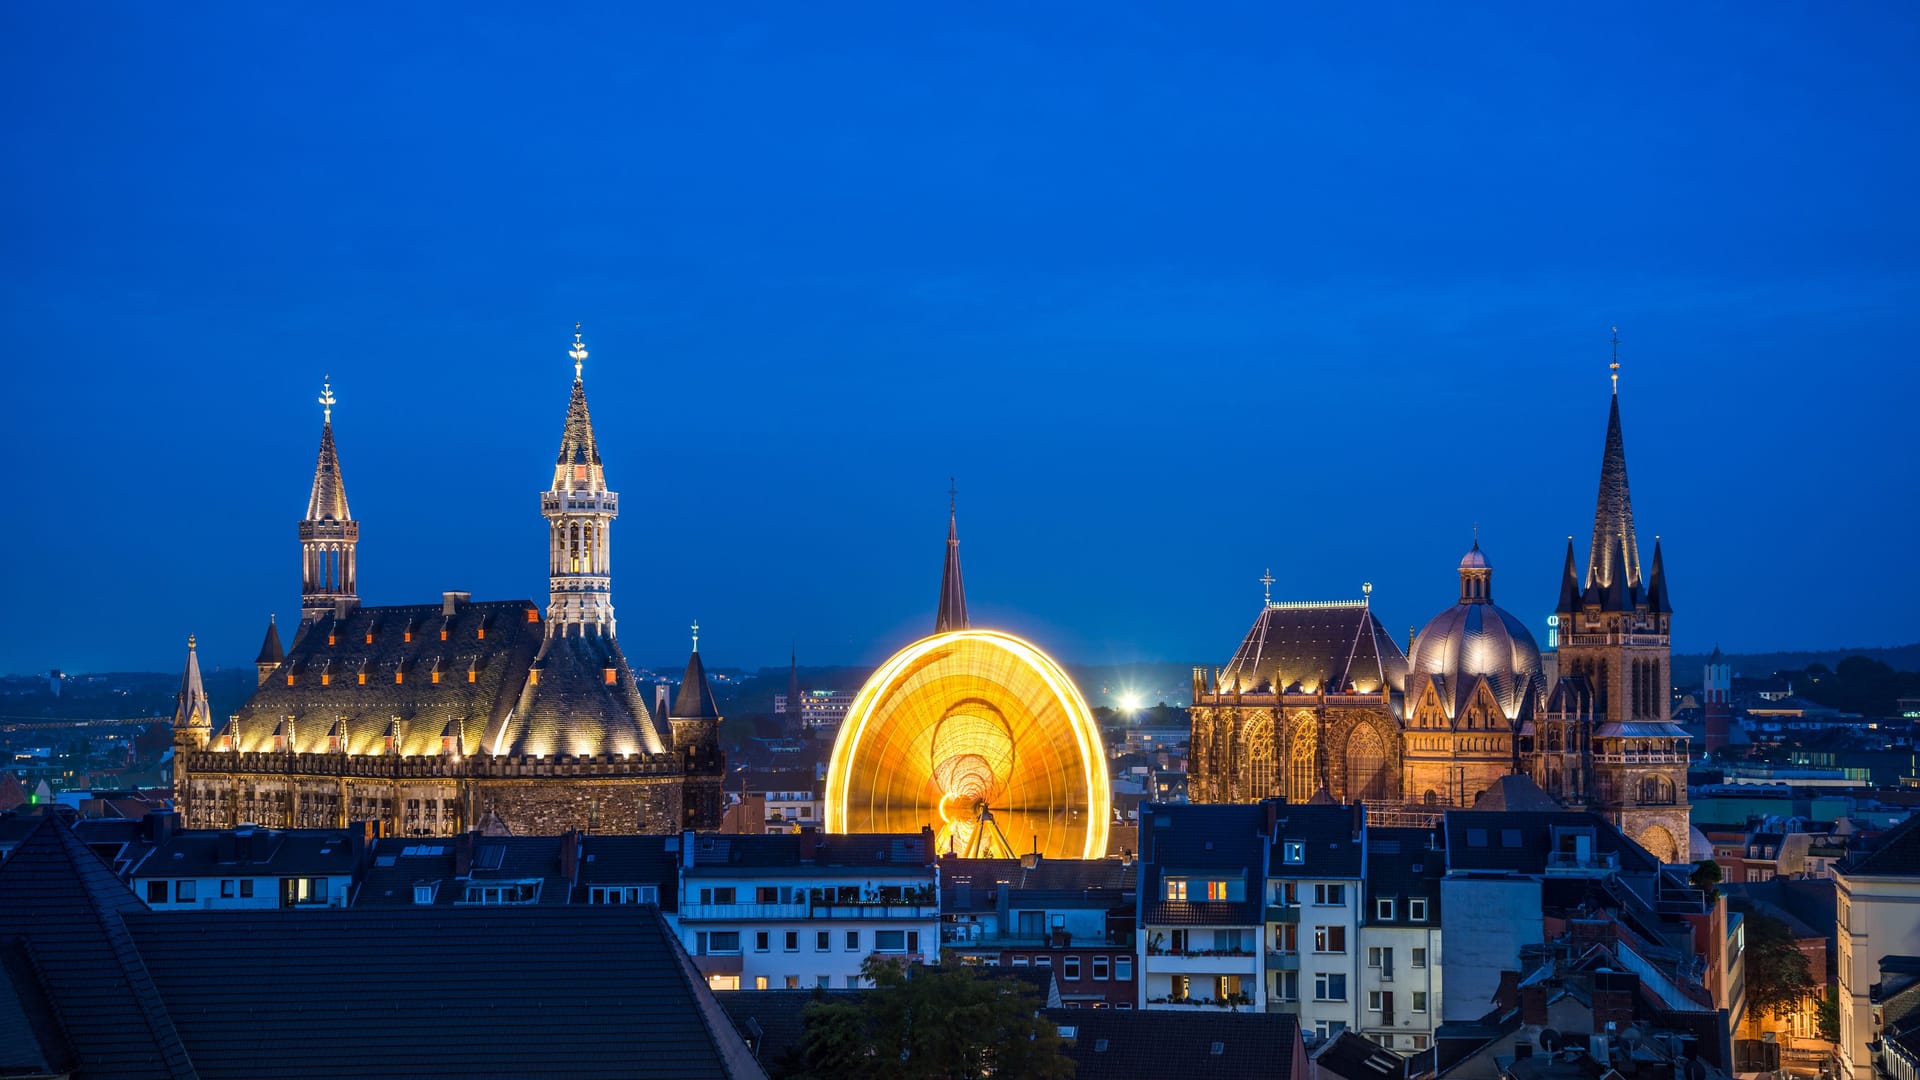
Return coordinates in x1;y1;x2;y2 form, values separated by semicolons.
1594;751;1687;765
1145;950;1260;976
1265;905;1301;924
1266;951;1300;971
680;902;810;921
691;953;743;976
681;901;939;922
1145;994;1256;1010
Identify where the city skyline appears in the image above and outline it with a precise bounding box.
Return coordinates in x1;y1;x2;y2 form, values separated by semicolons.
4;6;1917;673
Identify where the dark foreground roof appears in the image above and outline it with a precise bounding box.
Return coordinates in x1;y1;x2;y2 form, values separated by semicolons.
1047;1007;1303;1080
0;818;765;1080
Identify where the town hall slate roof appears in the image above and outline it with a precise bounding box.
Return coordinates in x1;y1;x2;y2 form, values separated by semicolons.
0;818;766;1079
229;599;665;758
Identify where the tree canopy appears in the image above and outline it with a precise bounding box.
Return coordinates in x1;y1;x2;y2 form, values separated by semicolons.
1736;907;1816;1024
784;957;1074;1080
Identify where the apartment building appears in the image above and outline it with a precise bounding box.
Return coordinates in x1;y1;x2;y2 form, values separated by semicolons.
1356;825;1443;1053
939;854;1135;1007
1265;803;1366;1044
678;829;941;992
1138;802;1266;1011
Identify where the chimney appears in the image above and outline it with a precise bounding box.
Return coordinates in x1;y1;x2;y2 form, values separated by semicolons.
1265;799;1280;838
559;830;581;883
455;832;475;878
1520;983;1550;1026
144;809;179;849
799;831;820;862
1496;970;1522;1013
216;830;238;865
442;591;470;616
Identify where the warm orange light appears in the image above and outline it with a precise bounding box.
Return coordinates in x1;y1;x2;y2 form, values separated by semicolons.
825;629;1110;860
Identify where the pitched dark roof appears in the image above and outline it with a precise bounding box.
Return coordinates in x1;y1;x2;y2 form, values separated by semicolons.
1269;803;1365;879
1556;537;1583;614
935;502;968;634
720;988;853;1070
254;616;285;666
1316;1029;1410;1080
1218;602;1407;696
1444;809;1660;876
305;419;351;522
125;906;764;1078
1647;539;1672;614
1139;803;1266;926
1844;812;1920;878
128;827;365;882
227;599;545;756
1363;826;1444;926
578;834;681;911
1471;774;1564;814
0;818;195;1080
1048;1007;1301;1080
508;630;664;756
673;646;721;720
686;832;935;876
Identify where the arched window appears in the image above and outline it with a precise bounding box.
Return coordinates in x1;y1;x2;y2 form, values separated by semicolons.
1344;725;1389;803
1638;775;1674;805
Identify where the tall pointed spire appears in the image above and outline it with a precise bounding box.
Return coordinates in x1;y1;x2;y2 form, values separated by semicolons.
300;377;359;624
253;614;285;688
935;478;969;634
1584;337;1642;598
542;325;618;637
672;623;721;721
306;377;352;522
174;635;212;732
1647;536;1671;614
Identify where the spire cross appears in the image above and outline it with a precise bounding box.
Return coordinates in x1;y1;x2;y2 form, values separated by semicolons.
1610;325;1620;395
318;376;336;424
691;619;700;652
570;322;588;381
1259;568;1275;604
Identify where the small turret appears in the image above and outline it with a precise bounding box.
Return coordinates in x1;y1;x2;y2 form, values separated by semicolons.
301;377;360;625
254;614;285;688
669;622;722;760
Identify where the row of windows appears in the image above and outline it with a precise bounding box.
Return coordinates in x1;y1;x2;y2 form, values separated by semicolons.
1367;990;1429;1012
697;929;921;955
1005;954;1133;981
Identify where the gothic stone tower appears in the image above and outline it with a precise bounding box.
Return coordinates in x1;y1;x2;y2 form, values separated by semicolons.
542;327;618;637
300;379;359;626
669;624;726;828
1550;346;1688;862
170;635;213;794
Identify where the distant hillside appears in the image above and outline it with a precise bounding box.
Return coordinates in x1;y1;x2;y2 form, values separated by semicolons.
1671;643;1920;686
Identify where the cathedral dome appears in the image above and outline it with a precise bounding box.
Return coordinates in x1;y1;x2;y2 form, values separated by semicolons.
1408;544;1543;721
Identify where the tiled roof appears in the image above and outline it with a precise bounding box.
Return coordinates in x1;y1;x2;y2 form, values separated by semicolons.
255;616;285;666
1471;774;1564;813
1140;803;1266;926
578;835;681;911
226;600;543;756
507;631;665;756
720;989;852;1071
1843;812;1920;878
1316;1029;1410;1080
305;420;352;522
0;818;196;1080
1364;826;1443;926
673;647;721;720
1048;1007;1301;1080
686;832;935;876
129;827;366;882
1218;603;1407;696
1269;803;1366;878
126;906;764;1078
1444;810;1660;875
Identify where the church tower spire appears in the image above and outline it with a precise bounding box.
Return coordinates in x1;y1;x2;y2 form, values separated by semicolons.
935;479;969;634
300;377;359;625
171;635;212;815
541;326;618;637
1585;334;1642;600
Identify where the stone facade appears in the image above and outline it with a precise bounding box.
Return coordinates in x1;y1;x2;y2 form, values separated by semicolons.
173;336;724;838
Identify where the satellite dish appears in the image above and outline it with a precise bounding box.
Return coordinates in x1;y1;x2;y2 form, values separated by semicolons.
1540;1029;1563;1053
1620;1028;1643;1050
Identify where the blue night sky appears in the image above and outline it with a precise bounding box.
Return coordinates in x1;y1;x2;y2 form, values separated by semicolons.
3;4;1916;676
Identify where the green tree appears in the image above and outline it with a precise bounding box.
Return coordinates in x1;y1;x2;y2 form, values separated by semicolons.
1737;908;1815;1032
1690;859;1723;899
787;956;1074;1080
1817;985;1840;1043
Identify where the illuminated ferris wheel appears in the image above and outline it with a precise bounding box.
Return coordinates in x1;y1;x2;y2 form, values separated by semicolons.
824;629;1111;860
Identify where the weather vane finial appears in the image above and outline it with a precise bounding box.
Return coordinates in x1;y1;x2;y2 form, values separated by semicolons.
1362;581;1373;607
570;323;588;381
691;619;700;653
1260;568;1275;605
318;376;336;424
1609;326;1620;395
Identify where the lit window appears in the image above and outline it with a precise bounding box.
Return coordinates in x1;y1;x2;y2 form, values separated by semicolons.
1166;878;1188;901
1206;879;1231;901
1283;841;1305;864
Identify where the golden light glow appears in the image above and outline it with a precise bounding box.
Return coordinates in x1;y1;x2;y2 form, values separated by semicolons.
825;630;1110;860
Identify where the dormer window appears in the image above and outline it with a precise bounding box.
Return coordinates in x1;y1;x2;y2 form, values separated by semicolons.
1165;877;1189;901
1283;841;1305;864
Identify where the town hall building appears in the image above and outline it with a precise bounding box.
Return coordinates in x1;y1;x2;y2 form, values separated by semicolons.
171;329;726;836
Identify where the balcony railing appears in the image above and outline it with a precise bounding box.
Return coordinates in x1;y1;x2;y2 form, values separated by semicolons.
682;901;939;922
1594;751;1687;764
1265;905;1301;924
1266;951;1300;971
